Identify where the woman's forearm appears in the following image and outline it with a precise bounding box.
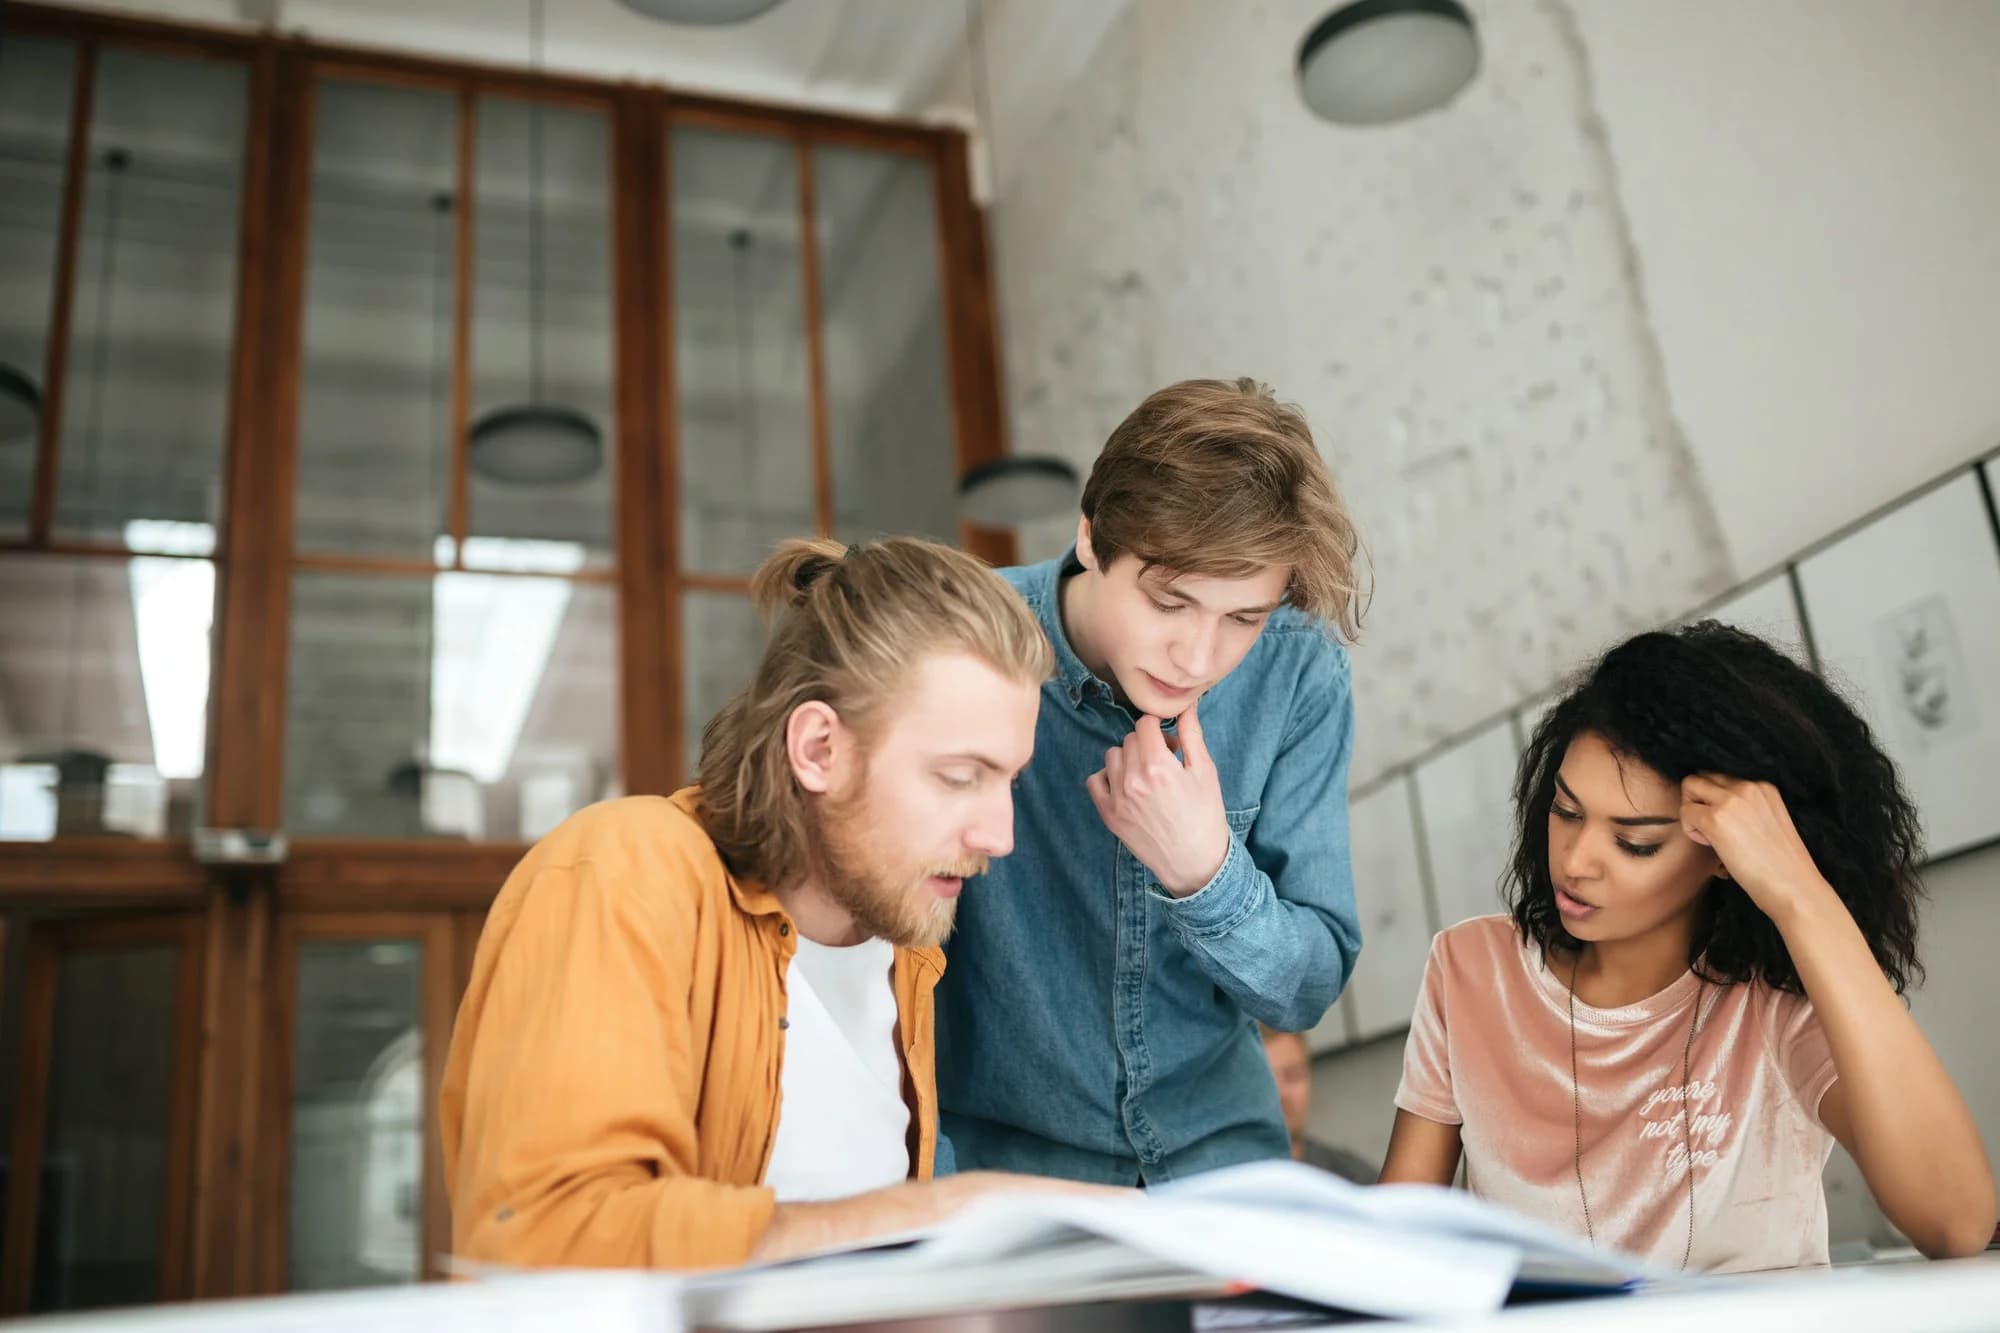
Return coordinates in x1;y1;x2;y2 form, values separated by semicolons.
1775;884;1995;1257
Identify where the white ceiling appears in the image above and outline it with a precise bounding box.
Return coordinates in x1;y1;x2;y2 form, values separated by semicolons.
55;0;1133;198
59;0;972;112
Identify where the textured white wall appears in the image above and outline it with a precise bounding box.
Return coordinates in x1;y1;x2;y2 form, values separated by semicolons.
1571;0;2000;577
991;0;1731;782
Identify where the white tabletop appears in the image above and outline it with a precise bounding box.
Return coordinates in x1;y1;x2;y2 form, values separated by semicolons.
1409;1254;2000;1332
15;1255;2000;1332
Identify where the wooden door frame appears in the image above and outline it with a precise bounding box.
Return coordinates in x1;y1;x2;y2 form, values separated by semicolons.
0;911;207;1314
254;910;458;1294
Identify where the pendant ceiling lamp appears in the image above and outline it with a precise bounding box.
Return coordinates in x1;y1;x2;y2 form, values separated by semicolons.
31;148;129;833
730;227;758;459
616;0;786;25
468;0;603;486
958;456;1083;529
951;0;1080;528
0;361;39;449
1297;0;1480;126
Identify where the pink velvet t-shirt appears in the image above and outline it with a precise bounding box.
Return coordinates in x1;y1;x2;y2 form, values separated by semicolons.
1396;915;1839;1273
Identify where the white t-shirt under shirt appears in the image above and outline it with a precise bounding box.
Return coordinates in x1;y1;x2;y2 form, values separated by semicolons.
1396;915;1839;1273
763;935;913;1202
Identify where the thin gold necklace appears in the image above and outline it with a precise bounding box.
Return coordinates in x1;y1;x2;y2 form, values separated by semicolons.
1567;953;1703;1271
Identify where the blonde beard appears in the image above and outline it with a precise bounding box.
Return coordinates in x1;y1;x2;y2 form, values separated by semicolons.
808;780;971;949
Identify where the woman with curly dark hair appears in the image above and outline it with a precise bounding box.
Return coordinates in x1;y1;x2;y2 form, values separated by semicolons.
1379;622;1994;1271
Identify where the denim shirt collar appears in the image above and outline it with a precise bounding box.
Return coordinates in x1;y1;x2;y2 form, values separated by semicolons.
1028;547;1112;709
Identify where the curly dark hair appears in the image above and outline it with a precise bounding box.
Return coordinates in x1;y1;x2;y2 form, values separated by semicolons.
1507;621;1924;995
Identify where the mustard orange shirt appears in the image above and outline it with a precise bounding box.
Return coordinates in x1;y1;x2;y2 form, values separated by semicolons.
438;791;945;1271
1396;915;1838;1272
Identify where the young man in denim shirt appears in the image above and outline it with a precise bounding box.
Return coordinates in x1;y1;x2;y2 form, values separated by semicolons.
936;378;1366;1184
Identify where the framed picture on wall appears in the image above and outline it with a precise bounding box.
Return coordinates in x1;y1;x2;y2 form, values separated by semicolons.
1341;775;1435;1044
1690;570;1814;667
1413;718;1519;931
1795;470;2000;860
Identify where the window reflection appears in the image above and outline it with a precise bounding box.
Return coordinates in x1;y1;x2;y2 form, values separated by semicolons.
680;592;766;782
293;79;457;560
469;96;616;565
355;1027;423;1280
0;533;213;842
126;521;215;783
284;548;615;840
54;49;247;544
671;126;814;574
288;940;422;1290
814;145;959;548
32;942;181;1311
0;35;78;537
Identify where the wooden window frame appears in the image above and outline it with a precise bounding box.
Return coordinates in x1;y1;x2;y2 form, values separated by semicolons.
255;910;458;1293
0;911;207;1313
0;1;1018;1305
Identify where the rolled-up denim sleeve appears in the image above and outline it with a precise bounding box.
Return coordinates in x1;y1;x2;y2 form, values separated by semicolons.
1153;641;1360;1030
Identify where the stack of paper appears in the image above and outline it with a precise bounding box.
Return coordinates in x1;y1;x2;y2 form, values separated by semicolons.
683;1159;1659;1330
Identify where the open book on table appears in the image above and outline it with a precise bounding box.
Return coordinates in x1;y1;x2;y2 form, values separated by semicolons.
679;1158;1661;1330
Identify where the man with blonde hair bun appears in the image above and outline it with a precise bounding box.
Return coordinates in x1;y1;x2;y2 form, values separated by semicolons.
441;535;1092;1272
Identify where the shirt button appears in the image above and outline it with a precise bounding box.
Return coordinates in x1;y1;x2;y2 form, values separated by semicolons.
778;923;790;937
778;1016;790;1030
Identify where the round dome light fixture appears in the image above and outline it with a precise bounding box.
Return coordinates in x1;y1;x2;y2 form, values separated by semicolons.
0;360;42;449
470;0;605;489
957;455;1082;528
1297;0;1480;126
617;0;786;24
468;404;604;485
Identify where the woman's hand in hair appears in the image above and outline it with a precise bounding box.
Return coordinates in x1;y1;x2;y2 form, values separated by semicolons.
1684;766;2000;1256
1678;773;1837;927
1683;781;1994;1257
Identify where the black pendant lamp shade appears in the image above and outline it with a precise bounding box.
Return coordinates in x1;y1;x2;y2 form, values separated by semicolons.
0;361;39;448
468;0;604;487
616;0;786;24
957;455;1082;528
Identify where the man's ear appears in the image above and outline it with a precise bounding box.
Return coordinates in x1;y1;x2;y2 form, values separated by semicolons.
785;700;842;794
1075;515;1097;571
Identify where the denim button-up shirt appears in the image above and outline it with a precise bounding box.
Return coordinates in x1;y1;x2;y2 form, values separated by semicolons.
935;551;1361;1184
